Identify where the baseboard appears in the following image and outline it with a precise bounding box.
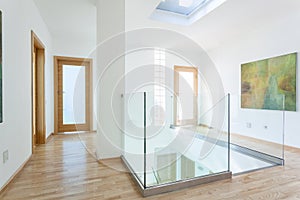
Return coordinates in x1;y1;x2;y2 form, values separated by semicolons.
283;144;300;152
97;156;121;162
97;156;123;169
0;155;32;195
46;132;54;143
54;130;96;135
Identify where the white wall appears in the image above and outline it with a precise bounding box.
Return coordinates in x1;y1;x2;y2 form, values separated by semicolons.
78;0;300;162
124;0;225;115
52;34;96;58
124;0;300;150
95;0;125;159
124;49;207;123
0;0;53;189
125;49;190;92
208;10;300;148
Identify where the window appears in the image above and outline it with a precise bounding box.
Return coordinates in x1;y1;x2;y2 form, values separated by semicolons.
151;0;227;25
154;49;166;126
157;0;211;16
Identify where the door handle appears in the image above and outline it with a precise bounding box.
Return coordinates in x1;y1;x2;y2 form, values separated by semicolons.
57;91;66;95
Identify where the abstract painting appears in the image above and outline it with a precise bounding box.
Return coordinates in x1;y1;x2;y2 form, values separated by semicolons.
0;11;2;122
241;53;297;111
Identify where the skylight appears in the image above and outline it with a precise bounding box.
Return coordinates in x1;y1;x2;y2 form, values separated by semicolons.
156;0;212;16
151;0;227;25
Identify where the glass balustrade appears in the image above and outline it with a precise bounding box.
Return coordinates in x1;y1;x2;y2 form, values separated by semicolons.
123;92;232;195
123;91;285;196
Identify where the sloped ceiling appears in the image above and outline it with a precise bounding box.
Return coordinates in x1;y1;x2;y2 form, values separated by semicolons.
33;0;96;44
125;0;300;51
33;0;300;52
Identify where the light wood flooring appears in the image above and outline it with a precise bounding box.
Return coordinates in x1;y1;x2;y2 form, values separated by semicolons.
1;133;300;199
195;125;284;158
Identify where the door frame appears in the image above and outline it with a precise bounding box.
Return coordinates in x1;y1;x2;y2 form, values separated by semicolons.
54;56;93;133
174;65;198;126
31;31;46;152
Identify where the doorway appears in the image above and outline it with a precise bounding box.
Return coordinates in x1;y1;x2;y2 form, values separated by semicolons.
174;66;198;126
54;56;93;133
31;31;46;151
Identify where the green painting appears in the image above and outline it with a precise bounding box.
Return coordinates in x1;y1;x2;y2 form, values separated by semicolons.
0;11;2;122
241;53;297;111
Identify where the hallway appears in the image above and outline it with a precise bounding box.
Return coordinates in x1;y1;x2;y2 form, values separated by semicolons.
1;133;300;199
0;133;138;200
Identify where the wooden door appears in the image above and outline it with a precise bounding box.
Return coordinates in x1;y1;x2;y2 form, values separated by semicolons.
54;56;93;133
32;47;37;148
31;31;46;152
174;66;198;126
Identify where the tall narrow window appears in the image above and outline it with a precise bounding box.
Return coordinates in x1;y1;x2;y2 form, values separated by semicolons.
154;49;166;126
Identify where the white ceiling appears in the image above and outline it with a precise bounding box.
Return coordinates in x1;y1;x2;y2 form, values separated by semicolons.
125;0;300;50
189;0;300;50
33;0;96;45
33;0;300;52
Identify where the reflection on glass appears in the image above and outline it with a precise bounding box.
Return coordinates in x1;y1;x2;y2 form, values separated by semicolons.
122;89;285;192
123;91;231;189
147;151;214;186
63;65;86;124
145;94;230;187
124;92;145;185
231;94;285;160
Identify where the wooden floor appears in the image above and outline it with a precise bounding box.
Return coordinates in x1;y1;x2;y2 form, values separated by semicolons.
1;133;300;199
195;125;283;158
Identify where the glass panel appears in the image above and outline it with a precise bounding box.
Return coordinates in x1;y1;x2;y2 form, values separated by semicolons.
231;94;285;163
124;92;145;186
122;91;284;189
63;65;86;124
189;94;230;176
157;0;210;15
145;94;230;187
0;11;2;123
